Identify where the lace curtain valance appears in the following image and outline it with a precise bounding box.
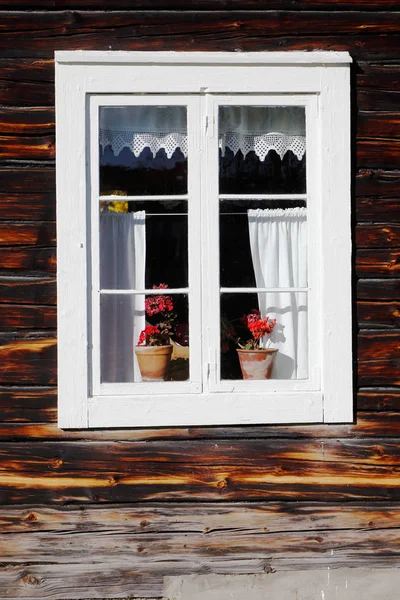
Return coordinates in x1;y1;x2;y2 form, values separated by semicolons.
100;106;306;161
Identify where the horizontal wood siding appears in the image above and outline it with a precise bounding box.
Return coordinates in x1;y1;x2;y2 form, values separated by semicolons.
0;4;398;599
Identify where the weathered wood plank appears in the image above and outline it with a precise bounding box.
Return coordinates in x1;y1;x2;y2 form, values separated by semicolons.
356;64;400;112
1;501;398;534
0;336;56;385
357;139;400;169
358;330;400;360
356;224;400;248
356;250;400;277
0;135;55;161
0;193;55;221
356;198;400;223
0;412;398;440
357;388;400;411
357;359;400;386
0;247;56;275
1;0;400;9
357;112;400;140
0;223;55;247
356;169;400;198
0;168;55;193
357;301;400;329
357;278;400;300
0;59;54;106
0;438;399;503
357;89;400;112
0;12;400;59
0;108;54;135
0;304;57;330
0;387;56;423
0;278;56;305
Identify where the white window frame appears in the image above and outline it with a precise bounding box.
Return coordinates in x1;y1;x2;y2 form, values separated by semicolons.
56;51;352;429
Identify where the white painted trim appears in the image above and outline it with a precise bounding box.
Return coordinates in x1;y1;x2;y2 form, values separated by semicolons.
88;392;323;428
55;51;352;65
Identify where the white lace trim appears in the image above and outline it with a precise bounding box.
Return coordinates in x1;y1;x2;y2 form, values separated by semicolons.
100;130;306;161
248;207;307;218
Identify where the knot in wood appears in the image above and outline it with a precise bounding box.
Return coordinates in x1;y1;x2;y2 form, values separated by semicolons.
25;512;37;522
22;573;41;586
216;478;228;489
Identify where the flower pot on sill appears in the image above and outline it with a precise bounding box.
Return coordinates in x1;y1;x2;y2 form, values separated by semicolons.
135;345;173;382
237;348;278;380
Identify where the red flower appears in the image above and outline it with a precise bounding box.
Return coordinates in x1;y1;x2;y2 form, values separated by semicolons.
145;283;174;317
138;325;161;345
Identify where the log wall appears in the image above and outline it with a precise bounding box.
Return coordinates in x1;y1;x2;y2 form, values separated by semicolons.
0;2;399;598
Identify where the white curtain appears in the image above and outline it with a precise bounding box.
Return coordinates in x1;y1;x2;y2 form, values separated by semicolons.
99;105;305;161
100;211;146;382
248;208;308;379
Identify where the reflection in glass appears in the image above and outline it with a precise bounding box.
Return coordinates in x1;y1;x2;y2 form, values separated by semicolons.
101;293;189;383
100;201;188;290
99;106;187;195
219;106;306;194
220;292;308;381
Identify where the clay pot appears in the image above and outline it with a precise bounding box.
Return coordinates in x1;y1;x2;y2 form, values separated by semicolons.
135;345;173;382
237;348;278;380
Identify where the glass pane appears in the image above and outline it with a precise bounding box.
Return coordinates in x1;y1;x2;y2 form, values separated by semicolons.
101;293;189;383
219;106;306;194
100;106;187;195
220;200;307;288
220;292;308;381
100;201;188;290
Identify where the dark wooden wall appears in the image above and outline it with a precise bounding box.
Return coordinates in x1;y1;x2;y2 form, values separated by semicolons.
0;2;399;598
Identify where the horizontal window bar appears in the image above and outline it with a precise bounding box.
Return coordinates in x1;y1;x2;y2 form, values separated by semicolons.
220;287;309;293
219;194;307;201
100;288;189;295
99;195;188;202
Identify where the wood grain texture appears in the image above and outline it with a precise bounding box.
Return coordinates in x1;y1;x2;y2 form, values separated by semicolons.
356;224;400;248
356;250;400;278
0;108;54;135
357;112;400;140
357;388;400;411
0;335;56;385
0;438;399;503
356;198;400;222
0;412;400;441
1;0;400;8
0;59;54;106
0;223;55;247
0;304;57;330
0;387;56;423
357;278;400;300
0;247;56;275
0;278;56;305
0;12;400;59
356;169;400;198
357;301;400;329
357;359;400;386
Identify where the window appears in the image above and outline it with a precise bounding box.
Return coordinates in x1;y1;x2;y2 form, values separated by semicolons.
56;51;352;428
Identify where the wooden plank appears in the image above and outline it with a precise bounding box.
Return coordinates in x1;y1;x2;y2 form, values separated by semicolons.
1;517;399;565
0;412;398;440
356;249;400;278
0;168;54;193
0;387;56;423
357;301;400;329
0;108;54;135
358;359;400;386
356;198;400;222
357;139;400;169
0;438;399;504
357;112;400;140
358;89;400;112
356;64;400;112
0;336;56;385
0;12;400;59
1;0;400;9
0;304;57;330
0;59;54;106
0;135;55;160
356;169;400;198
357;278;400;300
356;224;400;248
1;501;398;534
357;388;400;411
358;330;400;360
0;193;55;221
0;278;56;305
0;223;55;247
0;247;56;275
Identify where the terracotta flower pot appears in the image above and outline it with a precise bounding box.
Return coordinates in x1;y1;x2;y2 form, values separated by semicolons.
135;345;173;382
237;348;278;380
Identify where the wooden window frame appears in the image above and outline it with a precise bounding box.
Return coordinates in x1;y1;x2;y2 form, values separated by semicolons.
56;51;352;429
